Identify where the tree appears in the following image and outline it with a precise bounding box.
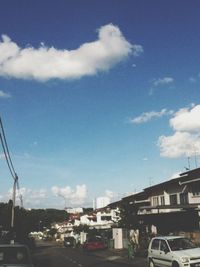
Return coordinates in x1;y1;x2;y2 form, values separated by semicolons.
73;224;89;234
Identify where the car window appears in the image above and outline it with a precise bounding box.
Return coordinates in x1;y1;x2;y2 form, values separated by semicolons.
0;247;31;264
168;238;197;251
160;240;169;252
151;239;160;250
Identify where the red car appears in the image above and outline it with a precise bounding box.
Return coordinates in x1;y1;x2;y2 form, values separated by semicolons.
82;236;107;251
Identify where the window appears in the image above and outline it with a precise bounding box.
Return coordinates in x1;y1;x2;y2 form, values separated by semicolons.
160;196;165;205
170;194;177;205
180;193;188;204
151;239;159;250
160;240;169;252
192;183;200;196
168;238;196;251
152;196;159;206
101;216;111;221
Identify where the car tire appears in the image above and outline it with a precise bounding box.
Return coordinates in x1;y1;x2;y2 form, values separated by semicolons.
149;259;155;267
172;262;179;267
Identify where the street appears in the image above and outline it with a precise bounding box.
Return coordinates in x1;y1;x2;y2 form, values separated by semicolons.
32;241;148;267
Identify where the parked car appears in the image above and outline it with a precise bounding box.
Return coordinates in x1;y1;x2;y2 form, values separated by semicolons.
63;236;76;248
0;244;34;267
82;236;107;251
148;236;200;267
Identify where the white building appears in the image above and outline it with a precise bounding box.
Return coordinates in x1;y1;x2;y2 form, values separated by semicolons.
66;207;83;214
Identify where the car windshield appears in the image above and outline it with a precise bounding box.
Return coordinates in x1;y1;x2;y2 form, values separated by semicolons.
167;238;197;251
0;246;31;264
64;237;74;241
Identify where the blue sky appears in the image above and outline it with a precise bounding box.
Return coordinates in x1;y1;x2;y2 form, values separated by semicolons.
0;0;200;208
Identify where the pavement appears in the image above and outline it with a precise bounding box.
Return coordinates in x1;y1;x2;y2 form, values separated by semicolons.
92;248;148;266
37;240;148;266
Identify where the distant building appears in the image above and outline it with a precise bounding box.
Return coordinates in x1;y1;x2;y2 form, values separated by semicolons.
66;207;83;214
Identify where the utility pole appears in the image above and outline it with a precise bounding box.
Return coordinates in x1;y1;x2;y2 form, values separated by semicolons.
10;175;18;243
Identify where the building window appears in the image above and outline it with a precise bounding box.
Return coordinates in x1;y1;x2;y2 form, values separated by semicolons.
160;196;165;205
170;194;177;205
192;183;200;196
180;193;188;204
152;196;159;206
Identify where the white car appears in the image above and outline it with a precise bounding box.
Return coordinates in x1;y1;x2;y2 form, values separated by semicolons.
0;244;34;267
148;236;200;267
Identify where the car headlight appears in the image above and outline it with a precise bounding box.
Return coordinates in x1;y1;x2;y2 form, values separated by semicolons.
181;256;190;263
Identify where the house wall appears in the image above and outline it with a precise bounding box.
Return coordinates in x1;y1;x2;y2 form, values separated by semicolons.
149;183;191;208
188;193;200;204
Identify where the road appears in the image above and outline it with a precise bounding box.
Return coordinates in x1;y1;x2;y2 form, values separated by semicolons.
32;241;148;267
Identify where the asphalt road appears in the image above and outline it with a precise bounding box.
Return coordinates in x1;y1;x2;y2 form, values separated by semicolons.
32;241;147;267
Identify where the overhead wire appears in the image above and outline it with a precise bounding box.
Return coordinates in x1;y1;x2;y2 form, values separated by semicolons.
0;117;23;208
0;118;16;179
0;133;15;180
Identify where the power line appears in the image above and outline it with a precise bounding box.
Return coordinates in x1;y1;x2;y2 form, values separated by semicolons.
0;118;16;178
0;118;23;208
0;133;15;180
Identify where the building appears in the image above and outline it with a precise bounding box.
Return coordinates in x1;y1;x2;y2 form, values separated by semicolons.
121;167;200;234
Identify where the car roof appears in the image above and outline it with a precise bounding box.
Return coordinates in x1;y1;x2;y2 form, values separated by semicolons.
0;244;29;248
152;236;185;241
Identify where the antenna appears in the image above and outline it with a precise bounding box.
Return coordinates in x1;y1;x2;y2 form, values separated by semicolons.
187;157;191;170
194;150;198;168
149;177;153;187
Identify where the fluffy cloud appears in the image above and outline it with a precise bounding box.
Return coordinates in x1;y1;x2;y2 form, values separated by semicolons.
0;24;142;81
0;153;5;160
153;77;174;87
1;187;47;207
158;105;200;158
105;190;115;199
150;76;174;95
0;90;11;98
170;105;200;132
130;108;174;124
17;187;47;199
51;184;87;205
158;131;200;158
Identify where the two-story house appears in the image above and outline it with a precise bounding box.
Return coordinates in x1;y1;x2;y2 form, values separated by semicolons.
121;167;200;234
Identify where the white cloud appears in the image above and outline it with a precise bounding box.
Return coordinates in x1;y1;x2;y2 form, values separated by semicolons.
0;90;11;98
105;190;115;199
130;108;174;124
170;105;200;133
169;172;181;179
153;77;174;87
0;24;142;81
189;77;197;83
149;77;174;95
18;187;47;200
0;153;5;160
158;131;200;158
51;184;87;205
1;187;47;207
158;105;200;158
